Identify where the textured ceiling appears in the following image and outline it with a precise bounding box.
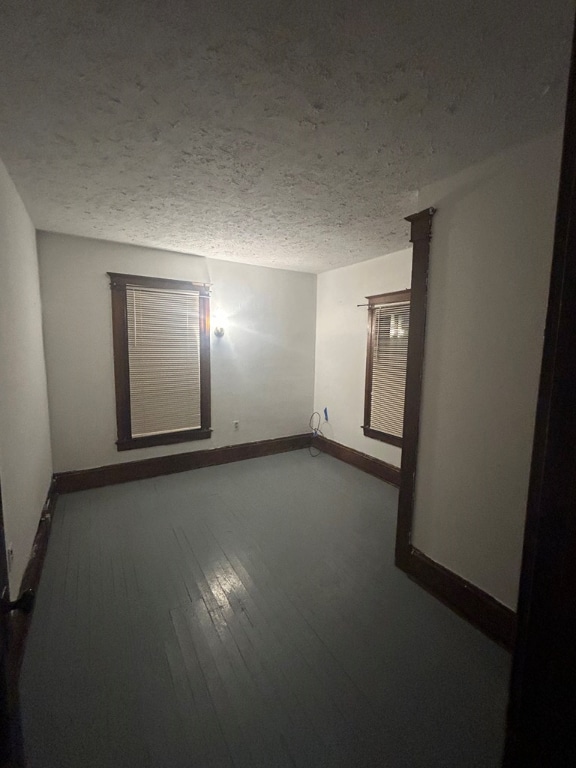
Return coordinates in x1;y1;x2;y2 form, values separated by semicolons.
0;1;573;272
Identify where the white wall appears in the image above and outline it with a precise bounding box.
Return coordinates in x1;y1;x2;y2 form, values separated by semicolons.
314;248;413;466
38;233;317;472
0;160;53;595
412;131;563;609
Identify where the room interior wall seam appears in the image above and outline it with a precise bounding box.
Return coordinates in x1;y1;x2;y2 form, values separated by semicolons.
0;158;53;597
313;246;413;468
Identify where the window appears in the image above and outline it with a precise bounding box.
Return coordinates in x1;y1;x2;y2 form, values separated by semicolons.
109;273;211;451
363;289;411;447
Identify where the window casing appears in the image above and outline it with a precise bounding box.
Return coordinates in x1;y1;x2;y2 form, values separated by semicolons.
363;289;411;447
109;273;211;451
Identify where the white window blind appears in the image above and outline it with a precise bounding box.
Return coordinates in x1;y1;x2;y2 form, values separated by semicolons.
369;299;410;438
126;285;201;437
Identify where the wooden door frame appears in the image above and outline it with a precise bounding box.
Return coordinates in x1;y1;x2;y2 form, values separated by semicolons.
503;13;576;767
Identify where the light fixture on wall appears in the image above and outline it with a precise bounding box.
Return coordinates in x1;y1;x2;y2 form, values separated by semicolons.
212;307;227;337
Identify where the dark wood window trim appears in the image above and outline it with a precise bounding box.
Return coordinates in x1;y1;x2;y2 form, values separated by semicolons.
108;272;212;451
367;289;412;306
363;288;411;448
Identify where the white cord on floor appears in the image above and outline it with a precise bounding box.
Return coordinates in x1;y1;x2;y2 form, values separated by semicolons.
309;411;326;457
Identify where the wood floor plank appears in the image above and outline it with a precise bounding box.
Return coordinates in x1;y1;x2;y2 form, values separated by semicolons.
202;510;397;764
182;522;328;767
193;514;382;766
20;450;510;768
174;523;315;767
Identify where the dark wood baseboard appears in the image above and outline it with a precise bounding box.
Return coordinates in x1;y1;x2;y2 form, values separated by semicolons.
311;435;515;649
44;436;515;651
312;435;401;487
396;545;517;650
7;477;58;685
54;433;312;493
389;209;517;652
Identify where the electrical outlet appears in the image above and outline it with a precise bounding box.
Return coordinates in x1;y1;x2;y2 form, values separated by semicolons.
233;420;240;431
7;543;14;573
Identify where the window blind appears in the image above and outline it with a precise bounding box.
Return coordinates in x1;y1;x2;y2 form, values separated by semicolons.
369;300;410;438
126;285;201;437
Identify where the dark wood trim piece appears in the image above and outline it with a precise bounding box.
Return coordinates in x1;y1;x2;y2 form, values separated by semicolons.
7;478;58;686
392;211;518;652
312;435;401;487
503;17;576;766
54;434;312;493
199;294;212;432
108;272;211;294
110;276;132;444
363;288;411;449
108;272;212;452
361;426;403;448
395;207;435;571
366;289;411;305
363;295;377;437
117;428;212;451
402;547;517;650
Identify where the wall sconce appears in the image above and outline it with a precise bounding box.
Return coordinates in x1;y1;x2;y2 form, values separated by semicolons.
212;307;227;337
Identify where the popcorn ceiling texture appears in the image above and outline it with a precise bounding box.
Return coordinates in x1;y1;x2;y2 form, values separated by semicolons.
0;0;572;272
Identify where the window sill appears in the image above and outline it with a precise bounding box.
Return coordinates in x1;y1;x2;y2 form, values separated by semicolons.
116;428;212;451
362;426;403;448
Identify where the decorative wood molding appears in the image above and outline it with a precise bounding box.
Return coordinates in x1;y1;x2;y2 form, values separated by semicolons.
362;289;411;449
108;272;212;452
312;435;401;487
395;207;435;570
402;548;517;650
108;272;211;293
366;289;411;306
7;478;58;686
313;434;515;646
116;428;212;452
54;434;312;493
361;426;403;448
393;207;516;650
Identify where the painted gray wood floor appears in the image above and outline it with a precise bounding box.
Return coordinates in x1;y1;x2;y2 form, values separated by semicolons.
20;450;510;767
